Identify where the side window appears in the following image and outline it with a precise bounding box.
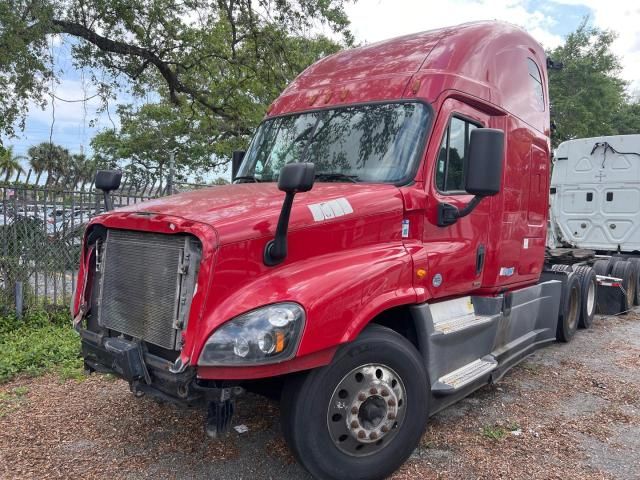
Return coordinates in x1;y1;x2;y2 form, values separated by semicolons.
527;58;544;111
435;116;479;193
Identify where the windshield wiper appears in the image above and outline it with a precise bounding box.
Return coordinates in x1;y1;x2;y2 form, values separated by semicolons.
233;176;260;183
314;172;360;183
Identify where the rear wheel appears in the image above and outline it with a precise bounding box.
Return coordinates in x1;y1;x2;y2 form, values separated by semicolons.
574;266;597;329
593;259;609;276
281;325;428;480
557;273;581;342
595;259;624;315
550;264;572;273
611;260;635;313
627;258;640;306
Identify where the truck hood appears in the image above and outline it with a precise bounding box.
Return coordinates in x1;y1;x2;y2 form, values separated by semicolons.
114;182;404;244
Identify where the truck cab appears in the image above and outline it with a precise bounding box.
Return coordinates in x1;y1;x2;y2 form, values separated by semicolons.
74;22;581;480
550;134;640;252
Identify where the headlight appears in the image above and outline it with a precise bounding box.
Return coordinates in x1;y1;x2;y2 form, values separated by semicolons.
198;303;305;366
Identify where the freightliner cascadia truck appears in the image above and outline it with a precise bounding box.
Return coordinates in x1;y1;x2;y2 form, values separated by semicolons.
74;21;604;480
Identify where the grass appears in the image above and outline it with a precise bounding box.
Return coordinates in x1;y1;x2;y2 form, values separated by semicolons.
481;424;507;440
481;421;521;441
0;386;30;418
0;307;83;383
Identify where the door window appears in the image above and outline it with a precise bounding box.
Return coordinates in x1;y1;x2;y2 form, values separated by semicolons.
435;117;479;193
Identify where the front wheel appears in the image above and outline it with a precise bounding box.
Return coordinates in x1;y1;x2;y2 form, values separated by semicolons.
281;325;429;480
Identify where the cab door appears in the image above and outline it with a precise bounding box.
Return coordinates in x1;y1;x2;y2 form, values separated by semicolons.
423;98;492;299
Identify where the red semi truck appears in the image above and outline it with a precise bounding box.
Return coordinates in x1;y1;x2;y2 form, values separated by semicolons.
74;22;594;480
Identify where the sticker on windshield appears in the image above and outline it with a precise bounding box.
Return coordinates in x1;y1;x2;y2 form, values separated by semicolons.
308;198;354;222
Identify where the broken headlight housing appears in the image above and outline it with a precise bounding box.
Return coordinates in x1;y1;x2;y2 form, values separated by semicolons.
198;303;305;366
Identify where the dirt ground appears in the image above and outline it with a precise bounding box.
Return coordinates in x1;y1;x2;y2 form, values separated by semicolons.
1;312;640;480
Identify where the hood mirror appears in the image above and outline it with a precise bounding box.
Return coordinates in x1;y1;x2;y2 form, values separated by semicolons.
95;170;122;211
264;163;315;266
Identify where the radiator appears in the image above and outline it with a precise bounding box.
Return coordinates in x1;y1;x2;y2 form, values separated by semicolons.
97;229;201;350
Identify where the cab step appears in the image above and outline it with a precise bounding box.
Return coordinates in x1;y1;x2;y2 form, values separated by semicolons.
432;357;497;395
432;312;495;335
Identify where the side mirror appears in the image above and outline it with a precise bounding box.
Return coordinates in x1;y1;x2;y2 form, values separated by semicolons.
231;150;245;181
264;163;315;266
464;128;504;197
277;162;315;193
95;170;122;192
438;128;504;227
95;170;122;211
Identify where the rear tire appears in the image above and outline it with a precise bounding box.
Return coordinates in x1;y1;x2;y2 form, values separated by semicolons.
611;260;635;313
550;264;572;273
574;266;596;329
627;257;640;306
557;273;581;342
281;325;429;480
593;259;609;276
593;259;622;315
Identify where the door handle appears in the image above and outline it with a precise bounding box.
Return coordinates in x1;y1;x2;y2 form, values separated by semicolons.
476;244;486;276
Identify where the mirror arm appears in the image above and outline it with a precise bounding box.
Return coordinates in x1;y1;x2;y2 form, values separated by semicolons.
264;191;295;266
103;191;113;211
457;196;482;217
437;196;483;227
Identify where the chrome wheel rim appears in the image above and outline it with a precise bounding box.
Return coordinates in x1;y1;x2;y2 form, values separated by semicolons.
587;281;595;316
327;363;406;457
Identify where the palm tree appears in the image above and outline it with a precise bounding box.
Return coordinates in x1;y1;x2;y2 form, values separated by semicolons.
0;146;25;182
69;154;97;187
28;143;71;185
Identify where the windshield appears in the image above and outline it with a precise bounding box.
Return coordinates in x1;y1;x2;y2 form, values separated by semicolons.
237;102;430;184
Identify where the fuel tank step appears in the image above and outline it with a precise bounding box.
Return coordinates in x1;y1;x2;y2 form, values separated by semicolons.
432;357;497;395
432;312;495;335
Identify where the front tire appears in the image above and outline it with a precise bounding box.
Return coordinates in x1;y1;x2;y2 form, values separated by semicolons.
281;325;429;480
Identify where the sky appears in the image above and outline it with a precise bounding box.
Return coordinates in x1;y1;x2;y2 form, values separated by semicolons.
9;0;640;169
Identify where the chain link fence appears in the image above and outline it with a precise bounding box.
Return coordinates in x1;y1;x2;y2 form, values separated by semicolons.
0;171;205;314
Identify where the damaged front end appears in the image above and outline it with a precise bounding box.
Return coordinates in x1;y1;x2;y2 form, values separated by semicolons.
74;221;242;437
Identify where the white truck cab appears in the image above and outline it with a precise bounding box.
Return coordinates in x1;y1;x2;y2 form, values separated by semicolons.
550;134;640;252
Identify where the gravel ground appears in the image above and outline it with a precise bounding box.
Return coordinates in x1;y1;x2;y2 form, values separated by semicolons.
1;312;639;480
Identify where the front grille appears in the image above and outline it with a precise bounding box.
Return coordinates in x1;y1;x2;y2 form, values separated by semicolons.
97;229;201;350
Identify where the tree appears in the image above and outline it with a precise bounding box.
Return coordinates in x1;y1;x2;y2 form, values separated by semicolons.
547;19;639;147
68;153;96;185
611;102;640;135
0;146;25;181
0;0;351;169
90;101;224;181
27;142;72;184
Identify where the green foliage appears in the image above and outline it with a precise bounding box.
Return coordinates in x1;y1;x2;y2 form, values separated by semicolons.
1;0;351;174
611;102;640;135
0;308;82;383
481;424;507;441
27;142;95;185
548;19;640;147
0;146;25;181
0;216;50;308
0;1;53;139
0;386;30;418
